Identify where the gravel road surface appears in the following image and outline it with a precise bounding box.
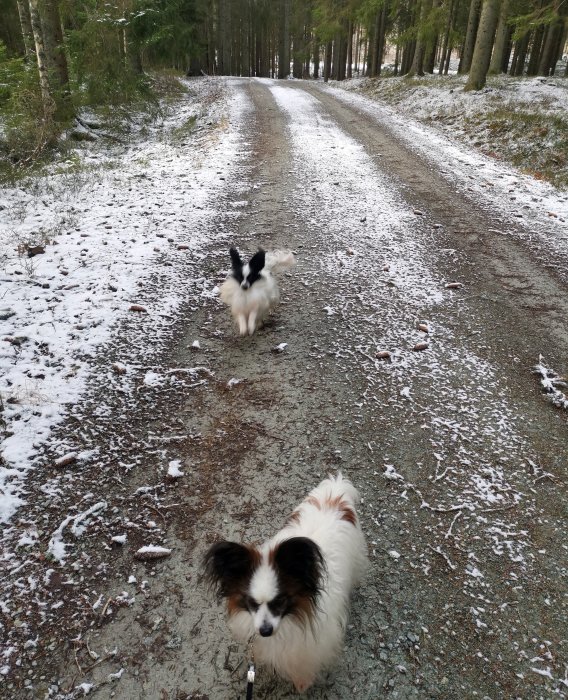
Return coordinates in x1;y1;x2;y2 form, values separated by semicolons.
5;77;568;700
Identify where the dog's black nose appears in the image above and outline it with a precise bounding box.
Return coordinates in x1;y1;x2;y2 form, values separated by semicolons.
259;622;273;637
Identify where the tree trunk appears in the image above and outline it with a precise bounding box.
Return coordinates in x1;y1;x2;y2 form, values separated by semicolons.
488;0;509;74
331;34;340;79
27;0;53;114
45;0;69;89
443;41;453;74
218;0;232;74
439;0;454;74
500;27;513;72
346;20;353;79
339;32;348;80
304;21;311;77
376;3;388;77
323;41;332;82
464;0;500;91
459;0;482;74
408;0;434;77
538;19;562;76
400;40;416;75
510;31;529;75
207;11;216;74
277;0;290;79
235;13;242;76
527;25;545;75
553;26;567;73
124;28;143;75
313;35;320;79
394;42;400;75
17;0;35;60
271;38;276;78
293;30;303;78
353;24;360;74
424;35;438;73
369;10;381;77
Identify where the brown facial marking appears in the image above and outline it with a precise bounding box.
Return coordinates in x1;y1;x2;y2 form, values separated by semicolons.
227;593;246;616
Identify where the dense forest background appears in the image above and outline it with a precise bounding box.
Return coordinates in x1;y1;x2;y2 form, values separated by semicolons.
0;0;567;164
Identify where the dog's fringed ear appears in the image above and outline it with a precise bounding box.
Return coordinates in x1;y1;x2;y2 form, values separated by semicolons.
229;247;243;271
248;249;265;273
273;537;324;601
203;541;259;598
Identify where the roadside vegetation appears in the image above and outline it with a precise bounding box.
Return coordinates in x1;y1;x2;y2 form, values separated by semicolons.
341;71;568;188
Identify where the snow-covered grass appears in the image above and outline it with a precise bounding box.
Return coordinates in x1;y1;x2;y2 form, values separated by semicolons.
332;73;568;188
0;77;249;523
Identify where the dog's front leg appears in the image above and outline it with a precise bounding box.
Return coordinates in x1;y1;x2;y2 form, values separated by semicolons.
237;314;248;336
247;310;258;335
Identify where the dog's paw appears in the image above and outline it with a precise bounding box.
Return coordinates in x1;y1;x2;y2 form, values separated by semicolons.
293;676;315;693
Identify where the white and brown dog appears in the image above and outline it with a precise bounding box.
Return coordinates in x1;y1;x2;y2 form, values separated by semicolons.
204;474;367;692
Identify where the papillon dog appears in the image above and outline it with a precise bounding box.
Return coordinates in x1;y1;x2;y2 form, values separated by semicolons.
204;474;367;692
219;247;295;336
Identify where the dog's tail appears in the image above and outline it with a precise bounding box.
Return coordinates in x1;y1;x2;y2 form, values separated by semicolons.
329;472;361;506
265;250;296;275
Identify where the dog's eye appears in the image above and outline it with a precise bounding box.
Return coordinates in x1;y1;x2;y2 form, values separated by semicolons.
245;596;259;612
268;595;288;616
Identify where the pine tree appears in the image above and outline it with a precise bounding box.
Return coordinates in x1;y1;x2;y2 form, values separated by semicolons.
488;0;510;73
464;0;501;90
459;0;482;73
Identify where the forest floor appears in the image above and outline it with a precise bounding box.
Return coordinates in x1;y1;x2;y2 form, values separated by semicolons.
1;75;568;699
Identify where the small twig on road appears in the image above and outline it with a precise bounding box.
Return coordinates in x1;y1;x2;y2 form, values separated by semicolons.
527;458;557;484
148;434;191;443
480;502;517;513
406;483;467;514
74;647;84;675
99;596;113;620
190;612;204;636
356;348;378;364
85;638;99;662
424;503;466;514
144;503;168;527
433;465;451;482
83;650;118;674
428;544;457;571
535;473;557;484
445;510;463;539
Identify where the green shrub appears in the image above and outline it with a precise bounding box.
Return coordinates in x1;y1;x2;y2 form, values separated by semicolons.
0;42;62;169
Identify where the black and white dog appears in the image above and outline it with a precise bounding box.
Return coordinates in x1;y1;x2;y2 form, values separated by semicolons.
219;247;295;336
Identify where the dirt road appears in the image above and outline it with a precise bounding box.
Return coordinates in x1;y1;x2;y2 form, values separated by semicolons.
6;78;568;699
